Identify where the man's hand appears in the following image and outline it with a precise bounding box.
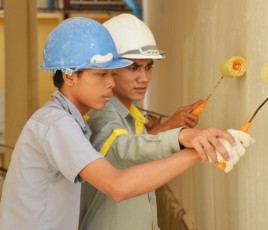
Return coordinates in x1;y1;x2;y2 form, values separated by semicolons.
167;100;203;128
145;114;162;131
148;100;203;134
178;128;237;163
215;129;255;173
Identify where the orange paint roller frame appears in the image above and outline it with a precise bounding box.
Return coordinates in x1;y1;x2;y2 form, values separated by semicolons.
217;97;268;171
191;56;247;116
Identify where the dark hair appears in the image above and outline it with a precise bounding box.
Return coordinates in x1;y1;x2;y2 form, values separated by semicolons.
53;70;83;89
53;70;64;89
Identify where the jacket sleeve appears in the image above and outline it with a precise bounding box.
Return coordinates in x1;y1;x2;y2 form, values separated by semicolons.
88;112;183;169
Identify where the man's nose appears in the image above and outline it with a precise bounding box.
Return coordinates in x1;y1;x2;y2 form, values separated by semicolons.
107;74;116;88
137;69;150;82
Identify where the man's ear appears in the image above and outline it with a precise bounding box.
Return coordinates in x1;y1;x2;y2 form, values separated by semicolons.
62;72;75;86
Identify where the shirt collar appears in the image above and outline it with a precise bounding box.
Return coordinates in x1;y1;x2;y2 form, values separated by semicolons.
110;96;131;119
51;91;91;138
110;96;145;123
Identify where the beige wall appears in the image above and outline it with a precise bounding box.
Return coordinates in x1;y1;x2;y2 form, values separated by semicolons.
144;0;268;229
37;13;63;106
0;14;4;90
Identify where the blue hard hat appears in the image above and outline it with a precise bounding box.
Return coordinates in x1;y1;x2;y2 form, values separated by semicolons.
41;17;132;74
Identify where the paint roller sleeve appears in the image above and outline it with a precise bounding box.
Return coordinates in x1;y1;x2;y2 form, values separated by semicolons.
220;56;247;78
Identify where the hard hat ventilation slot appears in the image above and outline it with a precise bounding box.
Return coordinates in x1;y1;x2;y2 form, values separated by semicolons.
90;53;114;67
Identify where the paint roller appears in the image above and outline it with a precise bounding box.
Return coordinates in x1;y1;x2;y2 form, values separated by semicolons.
191;56;247;115
238;62;268;132
217;62;268;171
217;96;268;171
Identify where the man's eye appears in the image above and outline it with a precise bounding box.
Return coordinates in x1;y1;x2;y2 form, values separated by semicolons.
98;72;107;77
128;65;138;71
146;65;153;71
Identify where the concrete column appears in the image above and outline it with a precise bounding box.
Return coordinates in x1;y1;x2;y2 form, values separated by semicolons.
4;0;38;167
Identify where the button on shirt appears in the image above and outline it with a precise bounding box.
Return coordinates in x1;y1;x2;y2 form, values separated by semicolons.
79;96;183;230
0;91;103;230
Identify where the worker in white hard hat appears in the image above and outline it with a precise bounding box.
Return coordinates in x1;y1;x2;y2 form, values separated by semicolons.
79;14;254;230
0;17;249;230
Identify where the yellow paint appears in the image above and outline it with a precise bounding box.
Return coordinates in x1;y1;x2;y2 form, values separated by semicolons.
260;63;268;84
220;56;247;78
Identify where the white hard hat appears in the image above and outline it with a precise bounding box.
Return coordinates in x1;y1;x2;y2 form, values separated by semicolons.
103;14;166;60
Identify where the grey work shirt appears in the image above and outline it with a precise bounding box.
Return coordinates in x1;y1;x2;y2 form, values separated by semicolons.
0;91;103;230
79;96;183;230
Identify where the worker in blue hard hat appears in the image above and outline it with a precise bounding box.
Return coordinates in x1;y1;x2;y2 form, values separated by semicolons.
0;17;223;230
79;14;255;230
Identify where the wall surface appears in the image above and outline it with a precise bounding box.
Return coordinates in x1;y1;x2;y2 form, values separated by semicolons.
0;14;4;142
4;0;38;166
144;0;268;229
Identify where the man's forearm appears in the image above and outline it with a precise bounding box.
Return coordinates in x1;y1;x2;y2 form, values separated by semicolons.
80;148;201;202
115;148;201;200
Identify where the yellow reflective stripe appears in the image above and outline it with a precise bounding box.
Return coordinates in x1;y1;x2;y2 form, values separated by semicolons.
83;114;90;122
135;119;143;135
99;105;145;155
129;105;146;134
100;129;129;156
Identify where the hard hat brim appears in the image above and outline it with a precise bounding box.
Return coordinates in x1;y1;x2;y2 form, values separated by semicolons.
121;54;166;60
119;46;166;60
41;58;133;71
93;58;133;69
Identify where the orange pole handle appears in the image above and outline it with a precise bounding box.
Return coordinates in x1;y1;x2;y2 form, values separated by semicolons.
191;99;208;116
217;162;227;170
216;118;252;171
239;120;252;132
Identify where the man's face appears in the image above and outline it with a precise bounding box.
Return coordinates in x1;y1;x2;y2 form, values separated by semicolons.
64;69;116;114
113;59;154;108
